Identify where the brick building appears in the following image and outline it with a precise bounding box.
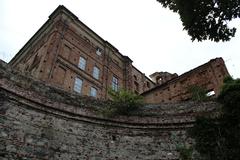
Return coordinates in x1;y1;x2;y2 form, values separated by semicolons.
142;58;229;104
8;5;229;103
9;5;155;99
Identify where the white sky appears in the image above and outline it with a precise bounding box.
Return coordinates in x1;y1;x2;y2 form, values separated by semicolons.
0;0;239;78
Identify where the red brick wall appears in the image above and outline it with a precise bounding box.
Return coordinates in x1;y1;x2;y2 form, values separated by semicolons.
10;15;154;100
142;58;229;104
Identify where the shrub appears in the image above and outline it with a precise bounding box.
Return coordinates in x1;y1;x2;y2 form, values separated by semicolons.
188;85;208;101
177;145;193;160
100;89;143;117
189;77;240;160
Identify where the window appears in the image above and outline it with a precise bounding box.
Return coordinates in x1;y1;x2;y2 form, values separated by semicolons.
96;47;102;56
90;87;97;97
73;77;83;93
93;66;100;79
112;76;118;91
146;81;150;88
78;57;86;70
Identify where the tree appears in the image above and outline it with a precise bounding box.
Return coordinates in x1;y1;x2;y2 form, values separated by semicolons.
157;0;240;42
189;77;240;160
217;77;240;160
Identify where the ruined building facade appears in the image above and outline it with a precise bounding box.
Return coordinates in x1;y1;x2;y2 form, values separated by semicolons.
142;58;229;103
8;5;229;103
9;5;155;99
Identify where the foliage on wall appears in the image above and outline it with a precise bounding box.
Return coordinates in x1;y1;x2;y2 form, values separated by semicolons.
188;77;240;160
99;89;144;117
188;85;208;102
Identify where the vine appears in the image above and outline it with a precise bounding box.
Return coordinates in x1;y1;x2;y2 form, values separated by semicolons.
188;77;240;160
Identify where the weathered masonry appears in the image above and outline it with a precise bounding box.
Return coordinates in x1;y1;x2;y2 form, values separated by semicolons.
0;60;220;160
0;4;230;160
8;5;229;103
142;58;229;104
9;5;155;100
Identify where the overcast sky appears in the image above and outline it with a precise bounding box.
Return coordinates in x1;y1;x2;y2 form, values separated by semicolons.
0;0;239;78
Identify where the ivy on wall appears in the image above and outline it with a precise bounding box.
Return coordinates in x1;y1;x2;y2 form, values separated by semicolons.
187;77;240;160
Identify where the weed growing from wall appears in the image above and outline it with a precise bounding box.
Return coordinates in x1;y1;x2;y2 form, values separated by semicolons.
188;85;208;102
177;145;193;160
99;89;144;117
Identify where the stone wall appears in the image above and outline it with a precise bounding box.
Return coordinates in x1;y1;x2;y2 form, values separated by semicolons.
0;60;221;160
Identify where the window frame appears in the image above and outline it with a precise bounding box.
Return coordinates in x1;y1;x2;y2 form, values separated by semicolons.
73;77;83;93
90;87;97;97
112;76;119;91
92;66;100;80
96;47;102;56
78;56;86;70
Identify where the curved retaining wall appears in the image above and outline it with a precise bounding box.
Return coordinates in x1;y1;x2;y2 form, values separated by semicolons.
0;61;220;160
